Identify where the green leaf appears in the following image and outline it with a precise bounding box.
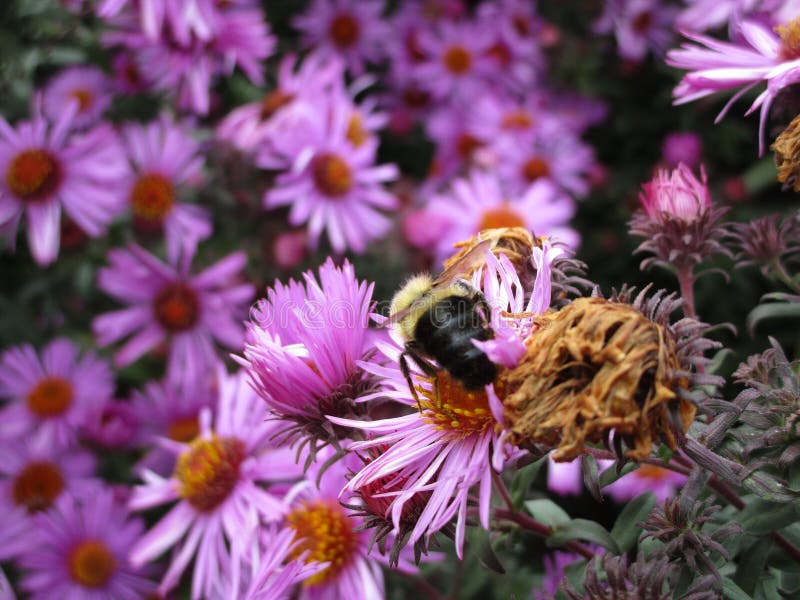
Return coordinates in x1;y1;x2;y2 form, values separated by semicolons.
723;577;753;600
511;456;546;510
747;302;800;337
548;519;620;554
524;499;570;528
739;500;798;535
474;529;505;574
610;492;656;552
581;455;602;503
734;538;771;595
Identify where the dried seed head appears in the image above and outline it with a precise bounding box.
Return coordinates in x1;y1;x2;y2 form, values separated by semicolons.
772;113;800;191
561;553;676;600
501;296;696;461
726;212;800;276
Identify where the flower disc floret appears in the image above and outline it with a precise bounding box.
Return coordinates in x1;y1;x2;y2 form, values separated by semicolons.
175;435;246;512
5;149;62;202
130;174;175;221
311;152;353;197
27;376;73;417
68;539;117;588
12;461;65;512
777;17;800;60
479;204;527;230
443;45;472;73
420;372;497;437
329;13;360;48
153;282;201;333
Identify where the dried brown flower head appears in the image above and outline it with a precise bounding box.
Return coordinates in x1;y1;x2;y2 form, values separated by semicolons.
772;113;800;191
501;290;713;461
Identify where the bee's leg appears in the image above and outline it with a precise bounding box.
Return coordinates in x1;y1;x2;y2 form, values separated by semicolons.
400;344;440;412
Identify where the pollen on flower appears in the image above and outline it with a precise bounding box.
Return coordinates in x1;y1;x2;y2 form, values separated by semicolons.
12;461;65;512
521;157;550;182
68;539;117;588
443;45;472;74
479;204;527;230
168;416;201;443
346;114;368;147
130;174;175;223
69;88;93;111
287;499;359;586
260;89;295;120
329;13;360;48
777;17;800;60
27;376;74;417
311;152;353;197
175;436;246;512
771;113;800;191
5;149;62;202
153;283;200;333
419;371;501;437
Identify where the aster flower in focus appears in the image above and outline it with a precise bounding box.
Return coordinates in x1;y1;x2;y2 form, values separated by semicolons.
293;0;390;75
260;92;398;254
42;66;112;130
593;0;677;62
0;338;113;446
240;258;380;458
129;368;299;599
0;104;127;265
120;115;211;263
667;15;800;154
93;243;254;389
18;487;155;600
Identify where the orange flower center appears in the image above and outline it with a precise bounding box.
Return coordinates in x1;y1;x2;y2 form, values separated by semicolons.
69;88;93;111
521;156;550;182
456;133;484;159
260;89;295;120
27;376;73;417
420;371;503;437
443;45;472;74
778;17;800;60
153;283;200;333
635;465;672;480
287;499;359;586
346;114;368;147
168;416;200;443
130;174;175;223
311;152;353;197
479;203;526;231
12;461;65;512
5;149;62;202
329;13;360;48
68;539;117;588
175;436;246;512
501;110;534;130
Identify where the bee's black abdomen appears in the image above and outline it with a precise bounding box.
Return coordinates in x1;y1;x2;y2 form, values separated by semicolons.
414;295;498;389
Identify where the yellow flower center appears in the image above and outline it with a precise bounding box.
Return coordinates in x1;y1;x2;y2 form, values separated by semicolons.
346;114;368;147
168;416;200;443
443;45;472;74
479;203;526;231
175;436;246;512
260;89;295;120
27;376;73;417
287;499;359;586
778;17;800;60
521;156;550;182
420;372;502;437
153;283;200;333
12;461;65;512
69;88;93;111
130;174;175;223
329;13;360;48
5;149;62;202
311;152;353;197
68;539;117;588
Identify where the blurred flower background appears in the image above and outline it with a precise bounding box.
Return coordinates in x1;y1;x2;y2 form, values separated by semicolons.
0;0;798;598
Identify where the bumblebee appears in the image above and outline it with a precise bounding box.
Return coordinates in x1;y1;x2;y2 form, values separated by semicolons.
387;240;498;404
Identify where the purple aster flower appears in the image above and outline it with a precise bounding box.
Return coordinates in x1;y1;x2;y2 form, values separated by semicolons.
120;115;211;263
130;374;215;475
423;169;578;263
675;0;762;33
128;368;300;599
546;456;583;496
667;15;800;154
0;338;113;447
331;243;559;558
593;0;677;62
639;163;711;221
93;243;254;389
17;487;155;599
293;0;390;75
604;464;687;503
662;131;703;167
260;92;398;254
82;398;140;450
423;103;490;182
42;66;112;130
240;258;380;455
0;103;127;265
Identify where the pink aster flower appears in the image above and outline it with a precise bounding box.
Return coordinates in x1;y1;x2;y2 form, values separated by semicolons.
639;162;711;221
18;487;155;599
0;338;113;446
42;66;112;130
0;103;127;265
128;368;300;599
675;0;762;33
82;398;140;450
240;258;380;454
120;115;211;263
260;93;398;254
604;464;686;503
93;243;255;389
293;0;390;75
667;16;800;154
331;243;559;558
593;0;678;62
131;374;215;475
423;169;578;262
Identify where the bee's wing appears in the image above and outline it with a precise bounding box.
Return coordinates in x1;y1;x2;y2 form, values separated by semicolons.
433;238;492;287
